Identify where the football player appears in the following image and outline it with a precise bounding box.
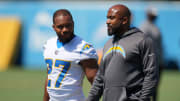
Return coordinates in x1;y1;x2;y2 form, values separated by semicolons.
43;9;98;101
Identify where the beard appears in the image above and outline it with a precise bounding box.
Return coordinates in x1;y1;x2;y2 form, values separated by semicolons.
107;23;123;36
107;28;113;36
57;32;74;43
58;36;67;43
107;26;120;36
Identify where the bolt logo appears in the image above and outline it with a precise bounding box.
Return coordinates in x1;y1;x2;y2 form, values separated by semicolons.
103;45;126;60
83;44;91;50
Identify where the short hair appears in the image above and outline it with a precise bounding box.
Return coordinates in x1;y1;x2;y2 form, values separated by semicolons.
53;9;73;24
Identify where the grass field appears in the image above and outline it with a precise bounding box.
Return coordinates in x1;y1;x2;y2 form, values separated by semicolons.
0;68;180;101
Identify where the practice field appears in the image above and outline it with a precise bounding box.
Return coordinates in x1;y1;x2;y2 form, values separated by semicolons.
0;68;180;101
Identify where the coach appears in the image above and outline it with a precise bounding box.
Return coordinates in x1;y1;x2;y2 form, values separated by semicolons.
87;4;159;101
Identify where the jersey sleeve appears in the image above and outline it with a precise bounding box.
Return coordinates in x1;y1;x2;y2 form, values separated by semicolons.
79;43;98;61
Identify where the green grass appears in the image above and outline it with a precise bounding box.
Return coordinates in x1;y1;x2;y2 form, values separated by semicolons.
0;68;180;101
0;68;46;101
158;70;180;101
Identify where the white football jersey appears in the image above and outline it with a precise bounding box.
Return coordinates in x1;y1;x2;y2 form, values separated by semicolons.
43;36;98;101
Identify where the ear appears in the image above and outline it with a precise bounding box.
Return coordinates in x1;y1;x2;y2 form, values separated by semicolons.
122;17;128;25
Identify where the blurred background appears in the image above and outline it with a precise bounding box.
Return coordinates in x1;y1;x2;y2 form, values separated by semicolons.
0;0;180;101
